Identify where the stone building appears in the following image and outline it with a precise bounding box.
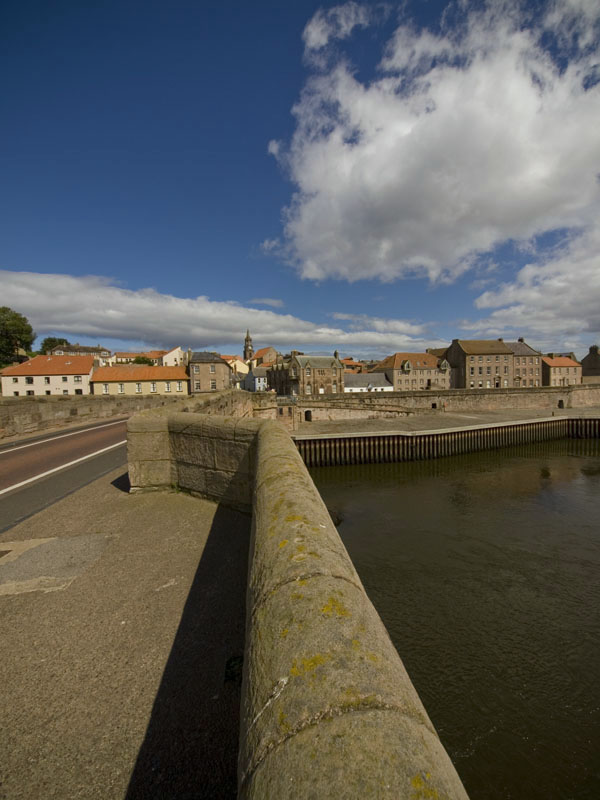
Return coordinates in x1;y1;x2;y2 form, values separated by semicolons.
344;373;393;392
370;352;451;391
243;330;254;362
581;345;600;380
444;339;514;389
91;365;189;395
50;343;111;361
1;355;95;397
541;356;582;386
268;353;344;396
243;366;268;392
505;338;542;387
188;351;232;393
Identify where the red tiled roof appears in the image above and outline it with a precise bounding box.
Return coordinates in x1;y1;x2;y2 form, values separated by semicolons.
371;352;441;370
91;365;188;382
542;357;580;368
1;355;95;376
254;346;276;359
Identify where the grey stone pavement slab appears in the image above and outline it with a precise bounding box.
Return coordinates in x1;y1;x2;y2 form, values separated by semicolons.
293;406;600;436
0;467;250;800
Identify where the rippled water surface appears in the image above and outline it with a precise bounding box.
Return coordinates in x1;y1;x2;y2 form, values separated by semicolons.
310;440;600;800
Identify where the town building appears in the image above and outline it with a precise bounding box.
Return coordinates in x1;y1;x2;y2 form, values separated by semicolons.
50;343;111;362
113;350;167;365
505;338;542;387
581;345;600;380
444;339;514;389
243;330;254;362
344;373;393;392
340;357;366;374
91;365;189;395
370;352;451;391
249;346;279;369
188;351;232;393
268;353;344;396
243;366;269;392
541;356;582;386
221;355;249;377
1;355;95;396
161;346;187;366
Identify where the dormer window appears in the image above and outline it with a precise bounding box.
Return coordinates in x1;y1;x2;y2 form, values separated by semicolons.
306;367;311;376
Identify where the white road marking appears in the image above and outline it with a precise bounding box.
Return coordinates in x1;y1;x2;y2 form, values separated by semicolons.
0;440;127;496
0;419;127;455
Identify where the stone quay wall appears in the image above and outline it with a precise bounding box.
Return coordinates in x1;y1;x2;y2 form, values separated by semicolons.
0;389;254;439
127;411;469;800
274;383;600;428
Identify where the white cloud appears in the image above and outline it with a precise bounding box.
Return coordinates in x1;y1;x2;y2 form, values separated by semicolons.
248;297;284;308
302;2;372;53
273;1;600;285
462;226;600;351
331;312;426;336
0;270;440;356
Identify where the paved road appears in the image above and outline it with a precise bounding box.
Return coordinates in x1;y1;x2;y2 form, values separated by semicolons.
0;420;128;533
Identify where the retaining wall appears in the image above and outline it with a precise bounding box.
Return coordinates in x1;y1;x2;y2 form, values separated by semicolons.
294;416;600;467
127;411;469;799
0;389;254;439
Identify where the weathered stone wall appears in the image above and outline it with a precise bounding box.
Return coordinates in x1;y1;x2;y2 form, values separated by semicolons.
273;384;600;428
127;411;469;799
0;390;254;439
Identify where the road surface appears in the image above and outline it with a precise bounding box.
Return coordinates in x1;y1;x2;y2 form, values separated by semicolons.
0;419;128;533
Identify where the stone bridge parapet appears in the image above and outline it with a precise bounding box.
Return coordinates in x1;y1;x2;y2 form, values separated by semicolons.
127;410;469;799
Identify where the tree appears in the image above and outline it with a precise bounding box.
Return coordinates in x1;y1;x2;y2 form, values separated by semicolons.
0;307;36;367
40;336;70;354
133;356;154;365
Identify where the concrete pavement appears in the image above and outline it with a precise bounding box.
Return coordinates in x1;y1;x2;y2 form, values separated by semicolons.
0;466;250;799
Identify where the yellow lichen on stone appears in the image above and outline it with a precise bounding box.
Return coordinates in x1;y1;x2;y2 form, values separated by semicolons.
281;628;289;638
290;653;331;677
410;772;440;799
321;595;350;617
278;710;291;734
351;639;361;650
366;652;379;663
278;539;289;548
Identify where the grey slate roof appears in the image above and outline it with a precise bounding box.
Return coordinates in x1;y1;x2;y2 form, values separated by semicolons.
189;351;229;364
294;355;342;368
344;373;392;389
505;341;541;356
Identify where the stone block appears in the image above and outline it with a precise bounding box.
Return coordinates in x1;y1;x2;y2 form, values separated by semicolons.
128;459;174;489
127;431;170;462
127;411;169;434
170;431;216;468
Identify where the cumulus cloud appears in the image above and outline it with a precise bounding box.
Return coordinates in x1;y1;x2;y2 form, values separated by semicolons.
463;226;600;350
272;0;600;286
0;270;440;356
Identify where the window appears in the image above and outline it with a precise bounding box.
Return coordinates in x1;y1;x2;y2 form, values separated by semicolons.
470;381;475;388
504;379;508;387
150;382;157;393
479;356;483;362
26;390;34;396
478;381;483;388
44;376;50;384
118;383;124;394
516;357;520;365
496;355;499;361
165;381;171;392
478;367;482;375
193;365;199;373
332;381;337;393
13;391;19;396
278;407;283;416
177;381;183;392
486;380;491;388
75;389;83;395
62;376;68;382
306;367;311;376
470;356;474;361
74;375;82;383
504;366;508;374
486;366;491;375
45;390;51;395
194;381;200;391
136;382;142;393
210;379;216;390
306;383;312;394
12;377;18;383
210;364;216;373
102;383;109;394
62;389;68;395
25;376;33;385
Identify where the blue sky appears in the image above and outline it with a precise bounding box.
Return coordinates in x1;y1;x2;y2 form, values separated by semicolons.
1;0;599;358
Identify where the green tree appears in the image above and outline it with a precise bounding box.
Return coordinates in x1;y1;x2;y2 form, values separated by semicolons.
40;336;70;354
133;356;154;365
0;307;36;367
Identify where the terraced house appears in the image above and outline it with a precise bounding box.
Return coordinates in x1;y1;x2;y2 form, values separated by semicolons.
369;352;451;391
90;365;189;395
1;355;95;396
506;338;542;387
444;339;514;389
541;356;582;386
188;351;232;393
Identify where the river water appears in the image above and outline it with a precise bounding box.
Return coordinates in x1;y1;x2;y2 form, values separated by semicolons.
310;440;600;800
